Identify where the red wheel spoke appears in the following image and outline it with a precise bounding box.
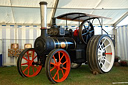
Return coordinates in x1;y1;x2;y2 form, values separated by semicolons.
27;67;30;76
53;70;59;80
60;54;64;61
23;66;30;73
32;55;37;61
21;63;28;66
27;52;30;60
19;49;42;77
62;67;67;70
105;52;112;55
50;67;55;72
32;51;35;58
23;56;28;61
32;66;35;74
32;65;38;69
50;62;56;66
63;60;68;65
53;55;57;63
46;50;71;82
57;71;59;80
58;52;61;62
61;69;64;76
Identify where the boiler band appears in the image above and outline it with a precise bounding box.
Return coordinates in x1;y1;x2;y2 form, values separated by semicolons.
50;37;76;49
34;37;76;55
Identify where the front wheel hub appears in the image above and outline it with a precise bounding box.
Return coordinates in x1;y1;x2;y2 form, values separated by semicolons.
28;60;33;66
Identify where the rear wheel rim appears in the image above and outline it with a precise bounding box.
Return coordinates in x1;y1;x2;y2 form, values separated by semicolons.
49;50;70;82
20;49;42;77
97;36;114;72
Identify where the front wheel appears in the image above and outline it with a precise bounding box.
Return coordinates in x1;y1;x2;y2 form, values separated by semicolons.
45;49;71;83
17;48;42;77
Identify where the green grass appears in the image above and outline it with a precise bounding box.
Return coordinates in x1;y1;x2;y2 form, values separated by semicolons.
0;65;128;85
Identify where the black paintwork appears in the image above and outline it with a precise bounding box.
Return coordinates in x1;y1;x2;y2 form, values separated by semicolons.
34;18;95;64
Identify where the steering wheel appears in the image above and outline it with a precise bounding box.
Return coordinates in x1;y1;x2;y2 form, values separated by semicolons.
79;20;94;44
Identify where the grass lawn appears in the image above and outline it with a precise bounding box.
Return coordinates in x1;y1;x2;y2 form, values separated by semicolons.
0;65;128;85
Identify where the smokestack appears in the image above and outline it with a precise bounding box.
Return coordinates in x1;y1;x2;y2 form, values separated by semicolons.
39;1;47;37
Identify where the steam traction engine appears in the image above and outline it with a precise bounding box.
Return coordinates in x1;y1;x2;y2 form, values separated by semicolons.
17;1;115;83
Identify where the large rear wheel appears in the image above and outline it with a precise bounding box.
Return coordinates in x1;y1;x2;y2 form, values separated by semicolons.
45;49;71;83
17;48;42;77
86;35;115;74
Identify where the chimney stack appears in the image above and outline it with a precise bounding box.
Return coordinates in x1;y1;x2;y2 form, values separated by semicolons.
39;1;47;37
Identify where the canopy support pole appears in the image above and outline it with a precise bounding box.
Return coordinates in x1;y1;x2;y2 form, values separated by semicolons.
50;0;59;26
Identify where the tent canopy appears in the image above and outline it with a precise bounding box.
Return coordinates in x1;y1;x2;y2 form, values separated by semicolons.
0;0;128;26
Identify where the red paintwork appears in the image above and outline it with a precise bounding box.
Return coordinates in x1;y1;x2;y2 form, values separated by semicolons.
105;52;112;55
50;51;70;82
73;29;79;36
21;50;42;77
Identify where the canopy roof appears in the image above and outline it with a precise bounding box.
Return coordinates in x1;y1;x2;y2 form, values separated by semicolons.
56;12;111;22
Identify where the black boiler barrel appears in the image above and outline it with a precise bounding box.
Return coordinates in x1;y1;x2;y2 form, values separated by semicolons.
50;37;76;50
34;37;76;55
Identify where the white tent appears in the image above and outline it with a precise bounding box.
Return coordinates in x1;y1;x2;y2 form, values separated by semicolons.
0;0;128;26
0;0;128;65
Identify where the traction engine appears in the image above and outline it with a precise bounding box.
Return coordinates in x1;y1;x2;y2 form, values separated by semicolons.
17;1;115;83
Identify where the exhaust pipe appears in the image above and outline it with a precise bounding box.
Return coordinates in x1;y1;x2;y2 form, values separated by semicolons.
39;1;47;38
